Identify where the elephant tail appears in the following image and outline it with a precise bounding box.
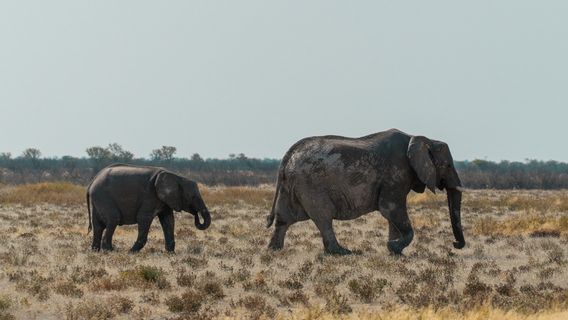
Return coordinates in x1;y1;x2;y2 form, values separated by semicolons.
267;167;285;228
267;139;307;228
266;186;278;228
86;189;92;234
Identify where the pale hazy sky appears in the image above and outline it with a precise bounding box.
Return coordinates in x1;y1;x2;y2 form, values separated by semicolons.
1;1;567;161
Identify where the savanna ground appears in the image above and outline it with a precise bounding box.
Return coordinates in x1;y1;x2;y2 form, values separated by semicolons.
0;183;567;319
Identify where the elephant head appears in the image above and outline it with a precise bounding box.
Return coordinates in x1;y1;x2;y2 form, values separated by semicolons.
408;136;465;249
155;171;211;230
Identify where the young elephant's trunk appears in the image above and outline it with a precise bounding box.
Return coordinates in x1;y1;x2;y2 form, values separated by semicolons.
447;188;465;249
194;209;211;230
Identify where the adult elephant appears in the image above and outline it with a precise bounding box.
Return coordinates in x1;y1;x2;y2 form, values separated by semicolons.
87;164;211;252
266;129;465;255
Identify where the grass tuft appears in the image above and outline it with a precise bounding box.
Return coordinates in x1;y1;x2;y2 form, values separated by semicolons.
119;265;171;289
348;276;388;303
65;301;114;320
166;290;204;314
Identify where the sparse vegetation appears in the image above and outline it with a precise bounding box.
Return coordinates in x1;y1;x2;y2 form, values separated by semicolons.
108;295;134;314
0;186;567;318
348;276;388;302
65;301;114;320
166;290;204;314
325;290;353;314
119;265;171;289
54;281;84;298
0;296;11;311
235;295;276;319
0;295;13;320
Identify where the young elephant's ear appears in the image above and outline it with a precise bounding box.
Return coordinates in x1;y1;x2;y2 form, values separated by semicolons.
155;171;182;211
407;136;436;193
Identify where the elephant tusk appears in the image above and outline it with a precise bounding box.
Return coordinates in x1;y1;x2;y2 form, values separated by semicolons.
455;186;466;192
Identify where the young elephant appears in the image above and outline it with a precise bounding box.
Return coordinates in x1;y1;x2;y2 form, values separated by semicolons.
266;129;465;255
86;164;211;252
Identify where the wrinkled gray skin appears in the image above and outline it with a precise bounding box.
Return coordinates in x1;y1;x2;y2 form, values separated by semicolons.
266;129;465;255
87;164;211;252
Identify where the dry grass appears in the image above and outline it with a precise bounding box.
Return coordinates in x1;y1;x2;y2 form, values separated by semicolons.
204;187;568;238
0;182;84;206
200;184;274;208
408;190;568;236
286;305;568;320
408;190;568;213
473;214;568;237
0;182;275;208
0;184;567;319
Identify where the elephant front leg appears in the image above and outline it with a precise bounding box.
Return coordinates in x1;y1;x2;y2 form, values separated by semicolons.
388;222;402;241
130;219;152;253
158;211;175;253
379;195;414;255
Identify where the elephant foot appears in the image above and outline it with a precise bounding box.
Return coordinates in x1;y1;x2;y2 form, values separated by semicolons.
91;246;101;252
325;245;353;256
268;243;283;251
387;230;413;255
165;242;175;253
453;241;466;249
268;236;285;251
387;240;404;255
130;240;147;253
268;223;289;251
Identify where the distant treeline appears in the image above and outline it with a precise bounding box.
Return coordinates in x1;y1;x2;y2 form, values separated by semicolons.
1;146;568;189
455;159;568;189
0;145;279;186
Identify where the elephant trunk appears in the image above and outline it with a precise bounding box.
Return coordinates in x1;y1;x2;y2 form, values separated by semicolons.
194;209;211;230
447;187;465;249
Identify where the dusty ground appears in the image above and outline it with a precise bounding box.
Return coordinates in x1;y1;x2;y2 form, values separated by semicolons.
0;186;567;319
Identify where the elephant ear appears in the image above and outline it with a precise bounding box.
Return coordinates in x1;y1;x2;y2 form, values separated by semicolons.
407;136;437;193
155;171;183;211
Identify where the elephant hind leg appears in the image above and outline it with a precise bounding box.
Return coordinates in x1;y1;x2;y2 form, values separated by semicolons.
101;223;117;251
314;219;352;255
268;219;292;251
94;198;120;251
91;211;105;251
298;192;351;255
268;190;304;251
130;219;152;253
